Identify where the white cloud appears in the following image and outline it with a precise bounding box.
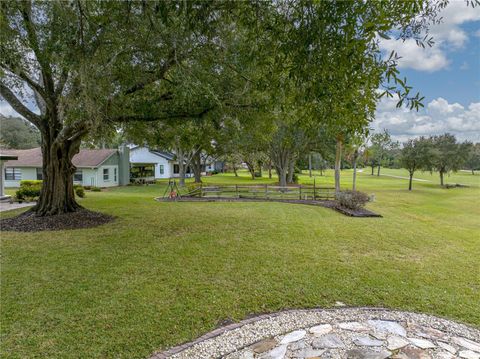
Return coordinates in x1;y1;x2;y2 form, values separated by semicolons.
373;97;480;142
380;38;449;72
380;1;480;72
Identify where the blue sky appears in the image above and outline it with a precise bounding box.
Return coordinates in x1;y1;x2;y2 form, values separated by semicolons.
373;1;480;143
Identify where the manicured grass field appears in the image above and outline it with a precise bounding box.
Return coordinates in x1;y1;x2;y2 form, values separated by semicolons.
1;169;479;358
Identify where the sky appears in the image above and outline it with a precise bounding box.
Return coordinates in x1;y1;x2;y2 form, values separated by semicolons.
373;0;480;143
1;1;479;143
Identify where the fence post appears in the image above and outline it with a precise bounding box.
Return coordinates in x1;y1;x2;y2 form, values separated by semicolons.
265;184;268;199
299;185;302;200
236;184;238;198
313;177;316;200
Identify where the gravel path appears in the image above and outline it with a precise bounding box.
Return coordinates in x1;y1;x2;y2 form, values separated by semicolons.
151;307;480;359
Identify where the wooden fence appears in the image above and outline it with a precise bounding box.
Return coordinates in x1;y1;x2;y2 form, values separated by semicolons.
185;184;336;201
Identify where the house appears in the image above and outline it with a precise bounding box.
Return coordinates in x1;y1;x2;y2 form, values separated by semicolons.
129;146;195;179
2;146;130;188
0;153;18;200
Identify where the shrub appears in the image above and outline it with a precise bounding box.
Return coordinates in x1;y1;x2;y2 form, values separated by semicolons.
336;190;369;210
16;180;42;201
254;172;262;178
211;170;219;175
83;185;92;190
74;185;85;198
91;187;101;192
291;173;299;184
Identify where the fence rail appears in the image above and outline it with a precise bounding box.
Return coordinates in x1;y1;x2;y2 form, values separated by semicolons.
185;184;336;200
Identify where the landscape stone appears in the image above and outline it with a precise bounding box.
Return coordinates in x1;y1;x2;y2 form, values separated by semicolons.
353;336;384;347
252;338;278;353
280;330;306;344
408;337;436;349
309;324;333;336
459;350;480;359
312;334;345;349
346;349;391;359
259;345;287;359
289;340;306;351
392;346;432;359
437;341;457;354
435;352;455;359
338;321;370;332
386;335;410;350
291;348;325;358
367;320;407;337
452;337;480;353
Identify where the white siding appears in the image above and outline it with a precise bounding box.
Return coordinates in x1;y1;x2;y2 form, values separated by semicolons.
4;167;37;188
129;147;173;179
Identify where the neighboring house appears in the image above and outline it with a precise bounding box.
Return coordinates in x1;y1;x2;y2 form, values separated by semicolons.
129;146;194;179
129;146;224;180
2;147;130;188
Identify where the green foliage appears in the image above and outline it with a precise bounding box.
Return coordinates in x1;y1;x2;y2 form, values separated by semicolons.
0;116;41;149
90;187;101;192
15;180;42;201
336;190;369;210
430;133;469;185
73;185;85;198
465;143;480;173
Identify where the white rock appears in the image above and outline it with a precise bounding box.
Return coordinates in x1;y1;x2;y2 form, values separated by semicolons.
436;353;455;359
459;350;480;359
280;330;306;344
353;336;384;347
339;321;370;332
309;324;333;336
408;337;436;349
453;337;480;353
367;320;407;337
261;345;287;359
387;335;410;350
437;341;457;354
335;301;346;307
292;348;325;358
312;334;345;349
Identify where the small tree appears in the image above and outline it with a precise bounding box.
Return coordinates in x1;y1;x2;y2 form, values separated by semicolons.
465;143;480;175
370;130;394;176
399;137;432;190
430;134;468;186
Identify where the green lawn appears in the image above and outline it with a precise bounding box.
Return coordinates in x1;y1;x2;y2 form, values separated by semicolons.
1;169;479;358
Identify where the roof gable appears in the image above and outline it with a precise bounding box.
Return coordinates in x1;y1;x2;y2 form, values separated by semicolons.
3;148;117;168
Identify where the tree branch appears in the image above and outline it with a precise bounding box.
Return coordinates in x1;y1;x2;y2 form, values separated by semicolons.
0;82;42;127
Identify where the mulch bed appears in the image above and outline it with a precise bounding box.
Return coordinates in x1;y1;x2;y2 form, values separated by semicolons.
334;205;382;217
0;209;114;232
157;197;382;218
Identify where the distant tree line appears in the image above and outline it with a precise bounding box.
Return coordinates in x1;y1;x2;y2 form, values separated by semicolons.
0;115;41;149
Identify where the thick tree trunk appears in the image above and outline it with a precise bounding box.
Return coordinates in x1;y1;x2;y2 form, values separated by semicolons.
377;164;381;176
335;136;343;193
257;161;263;178
472;169;475;175
192;151;202;183
276;166;288;187
409;172;413;191
33;139;82;216
440;171;444;186
268;160;272;179
371;164;375;176
287;158;295;184
233;164;238;177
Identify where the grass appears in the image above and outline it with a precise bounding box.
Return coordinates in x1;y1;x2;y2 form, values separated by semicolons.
1;168;479;358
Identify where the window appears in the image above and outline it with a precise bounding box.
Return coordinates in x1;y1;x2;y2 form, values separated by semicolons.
36;168;43;180
103;168;109;181
173;164;179;174
159;165;164;175
5;168;21;181
73;170;83;182
114;168;117;182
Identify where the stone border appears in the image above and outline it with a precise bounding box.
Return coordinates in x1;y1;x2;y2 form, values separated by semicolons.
150;307;480;359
